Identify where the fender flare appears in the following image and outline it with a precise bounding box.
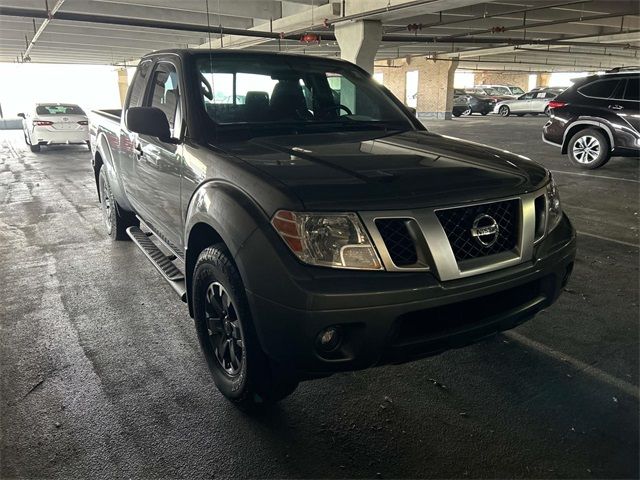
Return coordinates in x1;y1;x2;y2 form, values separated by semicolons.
94;130;132;211
562;119;615;153
183;180;270;314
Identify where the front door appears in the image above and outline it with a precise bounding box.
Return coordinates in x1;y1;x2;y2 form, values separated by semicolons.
133;61;184;249
513;92;534;112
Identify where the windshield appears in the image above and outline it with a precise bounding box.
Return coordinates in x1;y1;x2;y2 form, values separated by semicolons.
36;104;85;115
489;86;509;95
195;55;412;134
483;88;501;96
511;87;525;95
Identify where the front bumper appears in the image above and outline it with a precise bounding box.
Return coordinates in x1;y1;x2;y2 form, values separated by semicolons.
242;215;576;376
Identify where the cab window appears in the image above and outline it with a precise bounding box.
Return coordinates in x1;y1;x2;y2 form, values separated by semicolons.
147;62;181;136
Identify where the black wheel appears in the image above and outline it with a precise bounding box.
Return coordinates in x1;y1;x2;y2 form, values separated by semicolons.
461;107;472;116
98;168;137;240
193;245;298;412
567;128;611;169
29;144;40;153
498;105;510;117
453;111;462;117
481;111;488;116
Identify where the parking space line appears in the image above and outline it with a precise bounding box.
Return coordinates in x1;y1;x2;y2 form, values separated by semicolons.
578;231;639;248
505;331;640;400
550;169;640;184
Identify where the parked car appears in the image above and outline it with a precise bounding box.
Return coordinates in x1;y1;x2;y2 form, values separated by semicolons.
19;103;90;153
90;49;575;411
466;87;513;102
475;84;525;98
543;69;639;169
452;89;496;116
494;90;559;116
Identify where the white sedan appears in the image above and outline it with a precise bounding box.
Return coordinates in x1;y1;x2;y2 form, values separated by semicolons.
19;103;90;152
493;90;561;117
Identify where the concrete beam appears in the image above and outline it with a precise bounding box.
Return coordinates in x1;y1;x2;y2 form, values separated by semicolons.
83;0;282;21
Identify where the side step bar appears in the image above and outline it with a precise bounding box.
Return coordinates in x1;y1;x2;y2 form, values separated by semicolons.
126;226;187;302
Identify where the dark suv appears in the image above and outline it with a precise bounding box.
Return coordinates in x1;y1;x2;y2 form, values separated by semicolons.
543;69;639;169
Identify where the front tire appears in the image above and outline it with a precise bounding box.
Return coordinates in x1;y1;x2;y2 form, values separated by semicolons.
568;128;611;169
29;144;41;153
98;168;137;240
461;107;472;116
499;105;510;117
193;245;298;412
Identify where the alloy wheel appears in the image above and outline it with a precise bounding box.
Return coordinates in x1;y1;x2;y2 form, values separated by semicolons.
99;175;112;232
204;282;245;377
572;135;601;164
461;107;472;116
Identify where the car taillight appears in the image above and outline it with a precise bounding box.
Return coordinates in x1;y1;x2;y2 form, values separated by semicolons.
33;120;54;126
77;120;88;125
547;100;566;109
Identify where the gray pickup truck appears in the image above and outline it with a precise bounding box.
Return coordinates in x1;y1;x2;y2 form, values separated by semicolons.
90;49;576;411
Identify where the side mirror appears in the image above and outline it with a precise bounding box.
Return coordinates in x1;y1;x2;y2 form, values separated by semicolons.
17;113;25;118
126;107;176;143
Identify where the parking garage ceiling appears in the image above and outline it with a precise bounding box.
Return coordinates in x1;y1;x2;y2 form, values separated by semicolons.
0;0;638;71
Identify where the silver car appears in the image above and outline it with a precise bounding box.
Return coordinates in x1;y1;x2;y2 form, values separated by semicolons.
494;90;563;117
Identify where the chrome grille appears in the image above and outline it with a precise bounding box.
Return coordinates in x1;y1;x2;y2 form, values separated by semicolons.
436;199;519;262
375;218;418;267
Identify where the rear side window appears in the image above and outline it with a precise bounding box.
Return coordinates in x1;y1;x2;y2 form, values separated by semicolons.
126;60;152;108
578;79;621;99
623;78;639;101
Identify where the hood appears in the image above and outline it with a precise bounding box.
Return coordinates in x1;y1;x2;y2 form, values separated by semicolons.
220;130;548;211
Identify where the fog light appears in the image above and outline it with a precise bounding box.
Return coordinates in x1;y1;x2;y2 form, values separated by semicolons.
317;326;341;352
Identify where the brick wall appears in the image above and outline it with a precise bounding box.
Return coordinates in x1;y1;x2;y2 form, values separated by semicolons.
473;72;530;92
374;57;458;119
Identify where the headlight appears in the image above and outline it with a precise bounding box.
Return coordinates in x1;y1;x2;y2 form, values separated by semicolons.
271;211;383;270
546;174;563;232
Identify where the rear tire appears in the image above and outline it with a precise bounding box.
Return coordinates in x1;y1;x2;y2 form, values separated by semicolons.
193;245;298;412
498;106;510;117
98;168;137;240
567;128;611;169
29;144;40;153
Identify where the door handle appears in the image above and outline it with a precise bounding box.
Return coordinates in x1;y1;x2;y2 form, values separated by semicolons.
608;104;624;110
134;143;144;159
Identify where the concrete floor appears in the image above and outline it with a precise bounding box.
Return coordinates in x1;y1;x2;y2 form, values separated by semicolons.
1;116;638;479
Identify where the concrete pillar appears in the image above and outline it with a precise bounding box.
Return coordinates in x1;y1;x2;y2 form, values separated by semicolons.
334;20;382;74
117;68;128;107
415;59;458;120
537;72;552;88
